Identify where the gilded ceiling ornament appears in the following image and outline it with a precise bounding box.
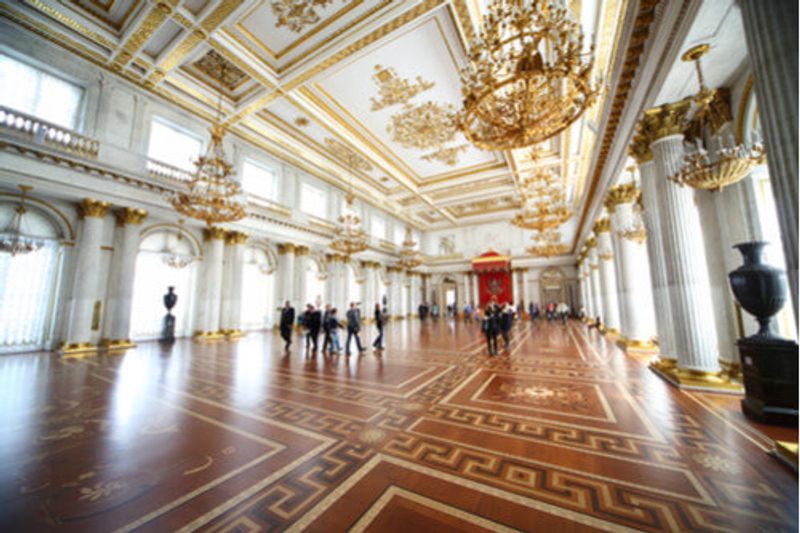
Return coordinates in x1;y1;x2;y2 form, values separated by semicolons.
527;229;568;257
294;116;310;127
370;65;435;111
421;144;468;166
457;0;599;150
193;50;247;90
388;101;457;150
324;138;373;172
270;0;339;33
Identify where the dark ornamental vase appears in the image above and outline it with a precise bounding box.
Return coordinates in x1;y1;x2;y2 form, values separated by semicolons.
728;241;798;426
728;241;787;338
161;286;178;343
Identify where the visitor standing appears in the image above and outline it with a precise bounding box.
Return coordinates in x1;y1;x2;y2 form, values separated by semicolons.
303;304;321;353
279;301;295;350
373;302;385;350
499;303;513;351
321;303;332;353
346;302;365;354
327;308;343;354
482;303;499;356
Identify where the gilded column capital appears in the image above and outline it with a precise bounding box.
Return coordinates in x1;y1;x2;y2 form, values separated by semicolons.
592;218;611;234
586;236;597;249
114;207;147;226
203;226;227;241
77;198;112;219
604;182;640;212
643;99;691;141
294;244;310;256
629;131;653;164
225;230;249;245
277;243;296;255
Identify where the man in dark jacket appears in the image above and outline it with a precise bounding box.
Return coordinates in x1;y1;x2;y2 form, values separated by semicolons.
373;303;386;350
321;304;332;353
482;303;500;356
303;304;321;353
346;302;365;354
279;301;295;350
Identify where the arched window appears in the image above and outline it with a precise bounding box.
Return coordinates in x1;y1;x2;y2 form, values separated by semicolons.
130;228;199;340
0;202;64;352
241;245;275;330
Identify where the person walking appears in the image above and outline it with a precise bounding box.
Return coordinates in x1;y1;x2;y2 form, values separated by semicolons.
279;301;295;350
327;308;343;354
464;302;472;324
321;303;332;353
482;303;499;356
432;302;439;320
303;304;321;353
373;302;385;350
499;303;513;351
345;302;365;355
558;301;570;324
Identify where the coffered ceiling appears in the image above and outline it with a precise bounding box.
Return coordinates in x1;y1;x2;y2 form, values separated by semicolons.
1;0;628;247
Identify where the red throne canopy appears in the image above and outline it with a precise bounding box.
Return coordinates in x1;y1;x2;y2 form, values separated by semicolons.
472;251;512;308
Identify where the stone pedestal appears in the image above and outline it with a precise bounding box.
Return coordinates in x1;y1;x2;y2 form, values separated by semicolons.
738;337;799;426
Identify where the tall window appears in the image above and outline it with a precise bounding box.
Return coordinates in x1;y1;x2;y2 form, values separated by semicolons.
147;118;203;171
0;205;62;352
300;183;327;216
394;224;405;246
241;247;274;330
371;215;386;240
131;231;197;339
242;159;277;200
0;53;83;129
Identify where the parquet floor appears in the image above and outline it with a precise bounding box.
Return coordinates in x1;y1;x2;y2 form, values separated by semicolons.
0;319;796;532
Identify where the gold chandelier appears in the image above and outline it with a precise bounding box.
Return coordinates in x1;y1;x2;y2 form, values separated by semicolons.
330;193;368;256
670;44;765;191
397;225;423;269
457;0;598;150
168;65;245;226
527;229;568;257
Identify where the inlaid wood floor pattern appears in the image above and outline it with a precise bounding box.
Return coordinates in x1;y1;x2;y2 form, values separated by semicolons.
0;320;796;531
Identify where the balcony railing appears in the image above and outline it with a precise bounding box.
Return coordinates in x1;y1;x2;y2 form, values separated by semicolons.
0;106;99;159
146;158;193;183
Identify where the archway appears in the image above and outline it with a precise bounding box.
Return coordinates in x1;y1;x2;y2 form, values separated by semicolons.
130;226;200;340
241;243;276;330
305;253;327;309
0;197;66;352
539;267;565;306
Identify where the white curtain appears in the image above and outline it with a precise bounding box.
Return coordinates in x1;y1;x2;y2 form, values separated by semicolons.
0;243;60;351
130;251;196;340
241;262;274;330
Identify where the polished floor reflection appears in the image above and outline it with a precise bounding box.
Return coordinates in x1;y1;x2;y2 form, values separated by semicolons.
0;320;796;531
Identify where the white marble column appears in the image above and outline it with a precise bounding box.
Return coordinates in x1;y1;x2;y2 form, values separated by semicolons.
593;219;621;334
293;245;310;308
739;0;798;316
458;272;468;312
194;226;226;338
521;268;530;310
62;198;112;354
276;244;296;312
634;139;678;362
220;231;247;337
339;257;350;311
101;207;147;349
607;187;657;345
362;261;375;312
587;239;603;324
647;103;720;375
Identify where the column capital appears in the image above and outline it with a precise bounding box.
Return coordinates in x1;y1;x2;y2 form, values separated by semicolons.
586;236;597;249
592;218;611;234
604;182;640;212
277;243;296;255
78;198;112;219
293;244;310;256
629;129;653;164
114;207;148;226
203;226;227;241
225;230;249;245
643;99;691;141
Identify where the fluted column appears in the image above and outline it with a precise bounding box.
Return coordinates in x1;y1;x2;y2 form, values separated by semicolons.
739;0;798;316
293;245;310;307
101;207;147;349
193;227;226;338
62;199;112;354
633;132;678;363
362;261;375;311
521;268;530;309
607;184;657;346
646;102;721;380
458;272;468;311
576;259;587;316
275;243;296;323
593;219;621;334
220;231;248;337
338;257;350;310
587;239;603;324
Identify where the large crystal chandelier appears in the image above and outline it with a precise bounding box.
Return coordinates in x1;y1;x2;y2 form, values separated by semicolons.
168;64;245;226
527;229;568;257
458;0;599;150
397;225;423;269
670;44;765;191
330;192;368;256
0;185;45;256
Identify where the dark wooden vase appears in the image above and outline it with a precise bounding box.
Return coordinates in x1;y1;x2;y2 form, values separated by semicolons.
161;286;178;343
728;241;798;426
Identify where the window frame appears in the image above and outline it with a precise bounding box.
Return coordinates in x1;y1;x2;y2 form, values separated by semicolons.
241;158;279;201
146;116;205;172
299;182;328;217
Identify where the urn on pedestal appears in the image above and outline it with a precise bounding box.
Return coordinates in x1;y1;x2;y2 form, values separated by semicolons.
161;286;178;343
728;242;797;426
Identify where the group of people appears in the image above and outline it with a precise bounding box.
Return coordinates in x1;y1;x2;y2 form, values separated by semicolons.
417;302;439;321
479;301;517;356
278;301;388;355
